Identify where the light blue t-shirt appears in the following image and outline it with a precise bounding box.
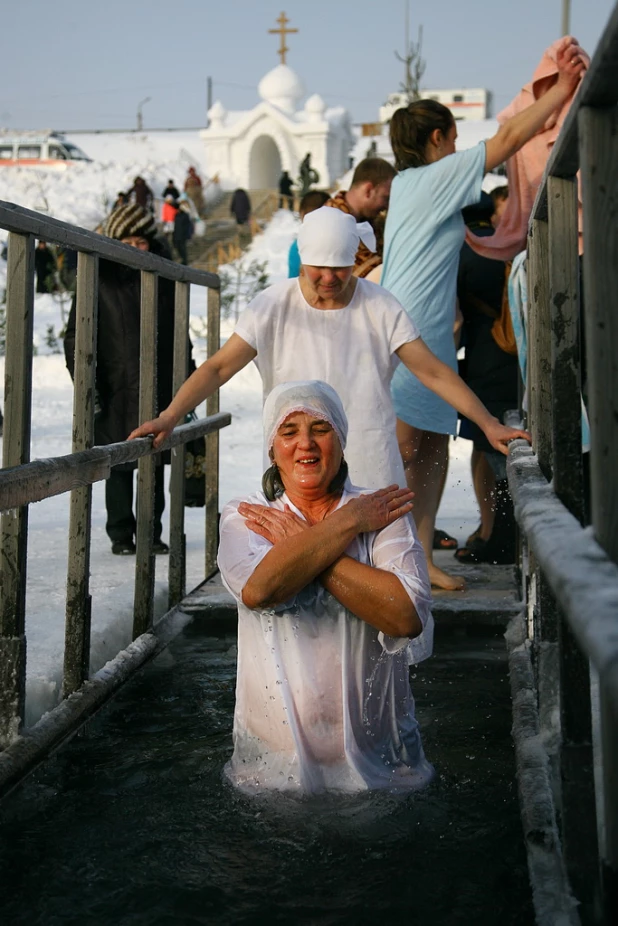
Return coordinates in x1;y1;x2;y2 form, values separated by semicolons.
381;142;486;433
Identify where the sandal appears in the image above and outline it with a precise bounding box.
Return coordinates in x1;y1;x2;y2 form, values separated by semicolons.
433;528;458;550
454;537;487;563
465;523;483;547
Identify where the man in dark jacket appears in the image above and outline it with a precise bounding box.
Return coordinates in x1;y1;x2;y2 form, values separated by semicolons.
172;197;194;265
230;188;251;225
34;240;57;293
127;176;154;211
278;170;294;209
64;204;193;555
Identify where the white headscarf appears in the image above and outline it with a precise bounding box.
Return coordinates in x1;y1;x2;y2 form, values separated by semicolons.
263;381;348;454
297;206;376;267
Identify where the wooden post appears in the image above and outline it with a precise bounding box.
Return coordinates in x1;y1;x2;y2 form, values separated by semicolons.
579;104;618;920
547;176;584;523
63;252;99;696
168;281;190;607
205;286;220;578
528;219;553;481
133;271;158;637
0;232;35;744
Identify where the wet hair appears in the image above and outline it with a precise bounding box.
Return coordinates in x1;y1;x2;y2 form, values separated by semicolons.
350;157;396;188
261;459;349;501
299;190;330;217
490;185;509;207
390;100;455;170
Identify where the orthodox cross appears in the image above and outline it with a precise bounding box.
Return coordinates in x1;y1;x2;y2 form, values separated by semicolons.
268;12;298;65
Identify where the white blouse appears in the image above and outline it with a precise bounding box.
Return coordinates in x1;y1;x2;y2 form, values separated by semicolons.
217;483;435;795
234;277;420;488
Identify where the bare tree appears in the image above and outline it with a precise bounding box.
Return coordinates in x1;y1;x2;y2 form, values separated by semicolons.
394;2;426;102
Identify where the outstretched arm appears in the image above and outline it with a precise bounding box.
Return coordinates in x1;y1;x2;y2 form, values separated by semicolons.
484;37;587;173
128;333;256;447
396;338;529;453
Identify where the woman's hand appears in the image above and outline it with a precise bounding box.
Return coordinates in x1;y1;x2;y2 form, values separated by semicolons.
342;485;415;534
128;411;177;449
483;418;531;455
239;502;310;545
555;37;588;96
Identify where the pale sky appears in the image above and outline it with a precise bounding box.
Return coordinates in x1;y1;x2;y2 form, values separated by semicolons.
2;0;614;130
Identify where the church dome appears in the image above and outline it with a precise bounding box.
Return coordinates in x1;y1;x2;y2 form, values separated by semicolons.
304;93;326;122
258;64;305;114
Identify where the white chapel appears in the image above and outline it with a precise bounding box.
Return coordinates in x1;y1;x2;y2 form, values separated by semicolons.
201;14;353;191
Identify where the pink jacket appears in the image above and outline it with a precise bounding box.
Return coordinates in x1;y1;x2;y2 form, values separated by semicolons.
467;37;589;260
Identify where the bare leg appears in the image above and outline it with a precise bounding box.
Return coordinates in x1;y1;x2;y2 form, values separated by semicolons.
397;419;465;591
471;449;496;541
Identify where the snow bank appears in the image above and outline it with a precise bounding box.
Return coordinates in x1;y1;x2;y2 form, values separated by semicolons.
0;129;215;239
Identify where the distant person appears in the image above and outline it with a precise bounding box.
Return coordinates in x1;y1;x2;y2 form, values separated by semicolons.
163;178;180;202
288;190;330;278
34;241;56;293
326;158;396;278
184;166;205;216
161;194;178;234
490;185;509;229
230;188;251;226
64;203;194;556
173;195;194;265
127;176;154;212
380;36;585;590
456;192;518;565
278;170;294;209
57;246;78;292
112;191;129;211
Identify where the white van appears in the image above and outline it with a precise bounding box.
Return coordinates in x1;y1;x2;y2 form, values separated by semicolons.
0;131;91;168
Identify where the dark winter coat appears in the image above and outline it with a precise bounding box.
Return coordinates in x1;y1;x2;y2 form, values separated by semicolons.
173;208;193;246
230;188;251;224
279;172;293;196
457;221;519;452
163;183;180;201
127;179;154;210
34;246;56;293
64;241;194;469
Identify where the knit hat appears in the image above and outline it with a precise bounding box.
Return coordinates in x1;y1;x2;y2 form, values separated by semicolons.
105;203;157;241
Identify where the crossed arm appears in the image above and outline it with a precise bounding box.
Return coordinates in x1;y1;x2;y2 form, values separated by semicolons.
237;487;424;639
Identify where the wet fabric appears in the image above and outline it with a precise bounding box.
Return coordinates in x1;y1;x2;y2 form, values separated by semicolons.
263;380;348;454
218;483;434;794
234;278;420;488
381;142;486;434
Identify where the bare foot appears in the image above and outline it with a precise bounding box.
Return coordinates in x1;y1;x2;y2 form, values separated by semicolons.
428;562;466;591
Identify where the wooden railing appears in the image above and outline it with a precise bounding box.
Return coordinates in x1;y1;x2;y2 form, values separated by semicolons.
0;201;230;753
506;5;618;923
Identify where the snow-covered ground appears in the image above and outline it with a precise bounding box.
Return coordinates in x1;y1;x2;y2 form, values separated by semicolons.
0;130;214;236
0;134;478;729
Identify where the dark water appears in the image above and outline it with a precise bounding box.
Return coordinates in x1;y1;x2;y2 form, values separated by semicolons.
0;621;533;925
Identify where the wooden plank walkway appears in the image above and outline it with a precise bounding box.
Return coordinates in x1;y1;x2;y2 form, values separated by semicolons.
185;551;522;632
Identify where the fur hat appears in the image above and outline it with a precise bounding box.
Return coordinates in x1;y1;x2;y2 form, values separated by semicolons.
105;203;157;241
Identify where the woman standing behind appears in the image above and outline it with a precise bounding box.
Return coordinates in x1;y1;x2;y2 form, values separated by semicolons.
381;36;586;590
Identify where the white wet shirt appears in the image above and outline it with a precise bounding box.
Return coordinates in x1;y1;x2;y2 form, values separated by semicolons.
218;484;435;794
234;278;420;489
